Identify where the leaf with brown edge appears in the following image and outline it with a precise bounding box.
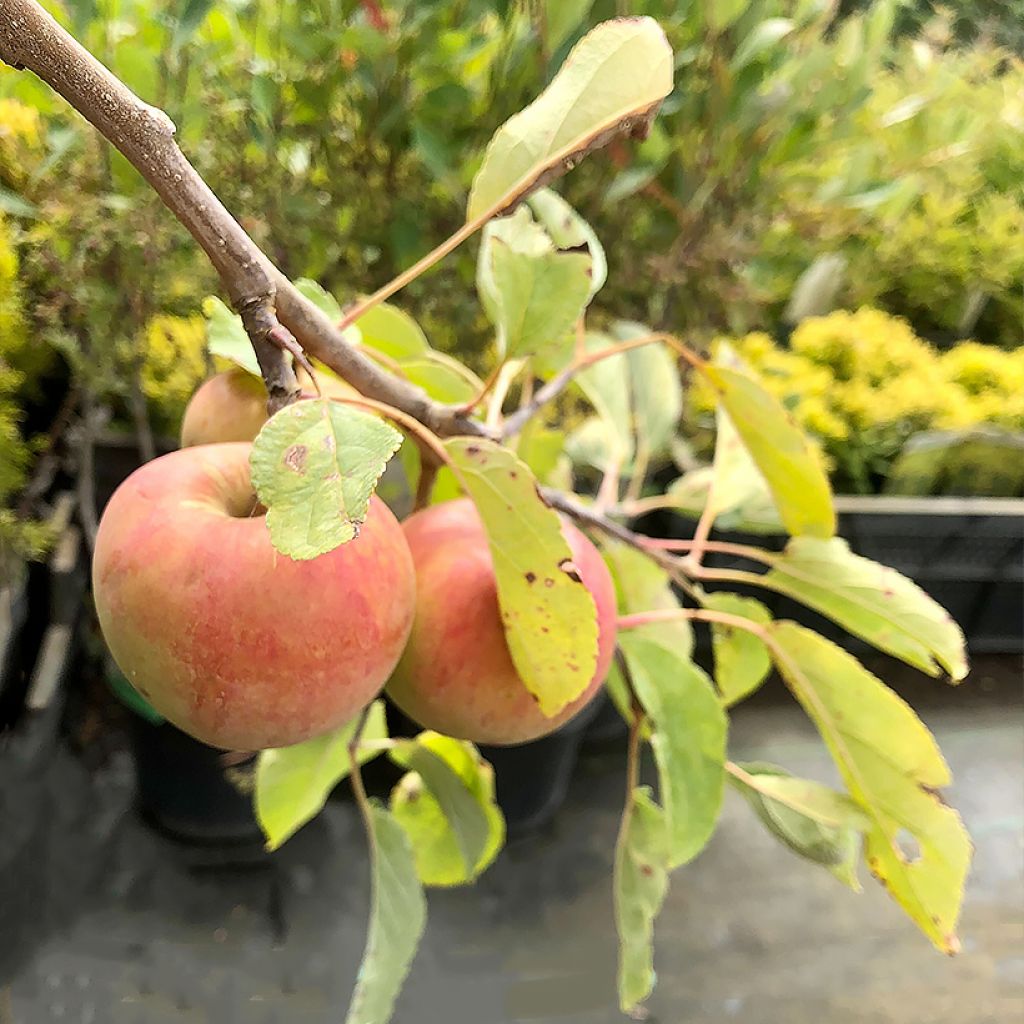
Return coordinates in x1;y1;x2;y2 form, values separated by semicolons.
768;622;971;953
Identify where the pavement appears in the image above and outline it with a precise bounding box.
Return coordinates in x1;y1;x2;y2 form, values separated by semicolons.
2;657;1022;1024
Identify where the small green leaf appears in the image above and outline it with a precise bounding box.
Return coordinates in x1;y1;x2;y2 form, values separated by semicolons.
295;278;344;321
621;633;727;868
344;804;427;1024
203;295;261;377
444;437;600;717
516;422;568;487
255;701;387;851
399;352;484;404
731;18;795;69
769;622;971;953
703;592;771;706
615;786;670;1015
467;17;673;220
730;761;866;890
614;321;682;459
527;188;607;300
250;399;402;560
702;365;835;538
760;537;967;681
351;302;430;360
389;733;505;887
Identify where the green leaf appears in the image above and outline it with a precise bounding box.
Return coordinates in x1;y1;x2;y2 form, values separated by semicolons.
526;188;607;300
706;0;749;32
730;761;866;890
516;422;568;487
203;295;261;377
295;278;344;321
351;302;430;361
759;537;967;681
614;786;670;1015
477;209;593;362
708;401;778;524
466;17;673;221
769;622;971;953
250;399;402;560
621;633;727;868
541;0;596;52
389;733;505;887
703;592;771;706
731;18;795;70
399;352;484;404
255;701;388;851
665;467;784;534
172;0;214;50
614;320;681;459
702;364;835;538
444;437;600;717
344;804;427;1024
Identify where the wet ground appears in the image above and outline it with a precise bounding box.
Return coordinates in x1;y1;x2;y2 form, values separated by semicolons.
2;658;1022;1024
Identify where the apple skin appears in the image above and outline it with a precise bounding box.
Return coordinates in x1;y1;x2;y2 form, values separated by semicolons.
386;498;617;746
92;442;416;750
180;367;355;448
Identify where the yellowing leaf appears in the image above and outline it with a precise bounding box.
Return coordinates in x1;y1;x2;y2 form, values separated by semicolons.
255;701;387;851
250;399;402;560
761;537;967;681
769;622;971;953
444;437;600;717
703;592;772;706
702;365;835;538
466;17;673;221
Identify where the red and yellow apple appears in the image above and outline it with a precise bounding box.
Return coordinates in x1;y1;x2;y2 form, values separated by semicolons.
92;442;416;750
386;498;617;745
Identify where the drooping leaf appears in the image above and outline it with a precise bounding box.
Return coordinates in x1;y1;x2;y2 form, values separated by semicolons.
389;733;505;887
759;537;967;681
527;188;607;300
344;804;427;1024
768;622;971;953
702;365;835;538
466;17;673;221
250;399;402;560
621;633;727;868
703;592;772;706
399;352;484;404
255;702;387;851
444;437;600;717
614;786;670;1015
203;295;261;377
352;301;430;361
730;761;867;890
614;321;682;460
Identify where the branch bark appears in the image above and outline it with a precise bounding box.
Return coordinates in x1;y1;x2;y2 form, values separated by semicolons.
0;0;488;437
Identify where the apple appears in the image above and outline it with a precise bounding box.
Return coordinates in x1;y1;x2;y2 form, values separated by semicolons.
92;442;416;750
386;498;617;745
180;366;356;448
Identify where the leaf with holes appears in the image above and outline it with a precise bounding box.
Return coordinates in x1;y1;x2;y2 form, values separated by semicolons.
621;633;727;868
615;786;670;1015
768;622;971;953
250;399;402;560
466;17;673;221
703;592;772;706
255;701;387;851
760;537;967;681
389;733;505;887
203;295;261;376
527;188;607;300
444;437;600;716
344;803;427;1024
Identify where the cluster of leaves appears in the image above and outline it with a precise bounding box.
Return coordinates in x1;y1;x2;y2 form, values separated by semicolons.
687;308;1024;494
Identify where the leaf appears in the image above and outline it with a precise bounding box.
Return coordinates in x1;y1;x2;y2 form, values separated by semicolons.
702;364;835;538
709;402;778;522
344;804;427;1024
768;622;971;953
730;761;866;890
703;592;772;706
203;296;261;377
571;333;634;463
527;188;607;300
706;0;748;32
295;278;344;321
352;302;430;361
477;209;593;362
542;0;596;53
466;17;673;221
172;0;214;50
614;320;681;458
398;352;484;405
759;537;967;681
389;733;505;887
621;633;727;868
665;468;784;534
250;399;402;560
444;437;600;717
516;422;568;487
731;18;795;70
255;701;388;851
614;786;670;1015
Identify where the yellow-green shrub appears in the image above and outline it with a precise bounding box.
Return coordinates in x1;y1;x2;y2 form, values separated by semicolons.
131;314;208;433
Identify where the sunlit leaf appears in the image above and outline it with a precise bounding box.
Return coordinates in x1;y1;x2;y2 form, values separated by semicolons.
295;277;343;321
614;321;681;459
351;301;430;361
621;633;727;868
344;804;427;1024
389;733;504;887
703;592;772;706
203;295;261;377
769;622;971;953
255;702;387;851
467;17;673;220
250;399;402;560
527;188;607;300
399;352;484;404
444;438;600;716
664;467;784;534
615;786;670;1015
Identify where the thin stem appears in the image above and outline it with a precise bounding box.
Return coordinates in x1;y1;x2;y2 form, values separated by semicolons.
635;537;775;564
347;703;375;826
617;606;770;642
485;360;522;430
